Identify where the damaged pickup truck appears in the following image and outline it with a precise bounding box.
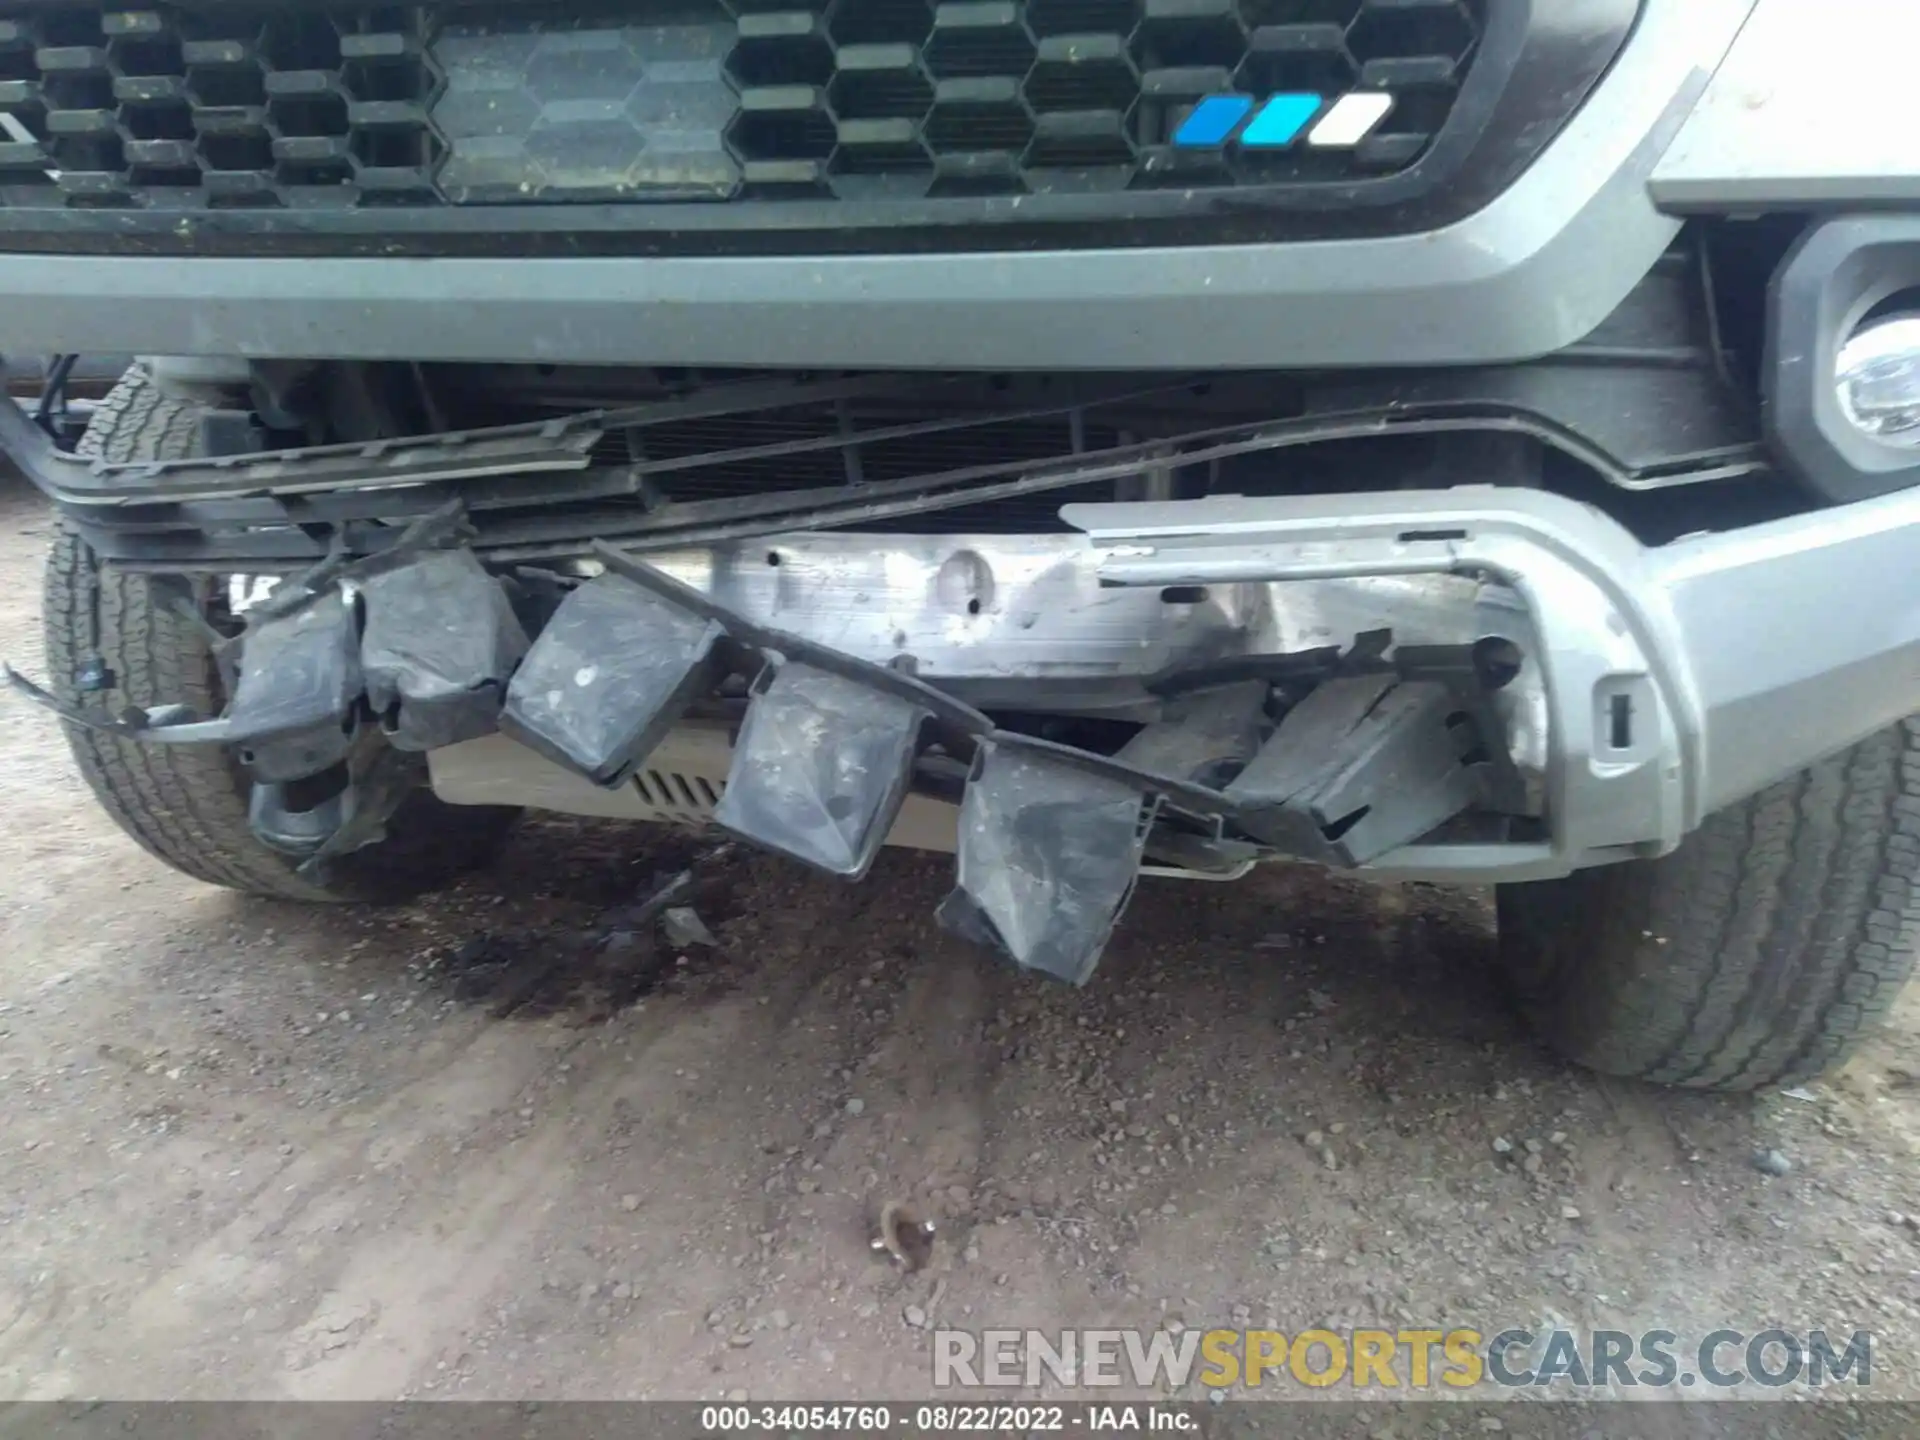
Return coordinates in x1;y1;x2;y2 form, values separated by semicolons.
2;0;1917;1090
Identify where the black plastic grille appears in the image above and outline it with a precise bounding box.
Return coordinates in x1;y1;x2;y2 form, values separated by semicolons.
0;0;1481;208
0;6;448;203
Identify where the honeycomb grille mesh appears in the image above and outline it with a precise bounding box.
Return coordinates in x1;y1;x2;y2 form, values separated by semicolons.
0;0;1482;208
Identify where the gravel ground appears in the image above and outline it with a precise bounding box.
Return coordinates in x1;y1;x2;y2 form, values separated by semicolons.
1;479;1917;1417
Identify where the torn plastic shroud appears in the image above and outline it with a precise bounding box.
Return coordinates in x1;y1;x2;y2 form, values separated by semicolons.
2;506;531;879
221;519;534;788
492;541;1521;984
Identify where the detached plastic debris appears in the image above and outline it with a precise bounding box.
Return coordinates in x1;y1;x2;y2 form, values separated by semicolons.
661;906;717;949
500;572;726;786
714;662;929;879
598;869;695;952
223;588;362;783
937;741;1157;985
360;548;529;751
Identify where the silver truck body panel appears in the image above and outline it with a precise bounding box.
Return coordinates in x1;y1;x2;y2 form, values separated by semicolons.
1652;0;1920;209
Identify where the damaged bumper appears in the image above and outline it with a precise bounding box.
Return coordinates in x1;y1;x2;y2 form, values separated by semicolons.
436;480;1920;893
11;481;1920;986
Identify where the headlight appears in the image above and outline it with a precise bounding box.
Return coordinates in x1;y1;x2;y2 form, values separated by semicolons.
1835;312;1920;445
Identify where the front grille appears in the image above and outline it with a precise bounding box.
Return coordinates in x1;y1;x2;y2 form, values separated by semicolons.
0;0;1482;209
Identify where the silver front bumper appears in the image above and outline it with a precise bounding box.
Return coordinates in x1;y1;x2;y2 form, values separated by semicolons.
432;483;1920;882
1066;485;1920;877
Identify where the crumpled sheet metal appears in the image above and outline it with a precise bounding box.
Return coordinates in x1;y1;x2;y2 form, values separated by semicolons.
499;571;727;787
360;548;530;751
936;741;1159;986
714;661;929;879
1113;679;1269;788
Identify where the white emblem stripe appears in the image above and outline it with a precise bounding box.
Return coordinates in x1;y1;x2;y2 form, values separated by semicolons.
1307;92;1394;148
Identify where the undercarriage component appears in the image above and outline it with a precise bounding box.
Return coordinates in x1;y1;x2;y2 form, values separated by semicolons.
452;539;1501;979
247;734;425;880
428;725;974;853
1227;675;1483;867
936;741;1159;986
7;508;1536;983
8;537;527;868
9;525;1513;981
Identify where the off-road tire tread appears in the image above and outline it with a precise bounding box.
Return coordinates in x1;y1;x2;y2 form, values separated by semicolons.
1499;723;1920;1091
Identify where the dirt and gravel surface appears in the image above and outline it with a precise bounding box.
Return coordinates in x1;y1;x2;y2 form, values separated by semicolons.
1;478;1918;1420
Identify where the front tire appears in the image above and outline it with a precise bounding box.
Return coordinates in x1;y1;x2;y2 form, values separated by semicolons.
42;367;515;903
1498;723;1920;1090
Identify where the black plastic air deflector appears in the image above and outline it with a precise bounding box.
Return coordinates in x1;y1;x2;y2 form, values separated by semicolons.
499;572;728;787
714;661;931;880
223;587;361;783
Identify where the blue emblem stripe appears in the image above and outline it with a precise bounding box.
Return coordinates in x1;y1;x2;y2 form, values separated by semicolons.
1171;94;1253;147
1238;92;1324;148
